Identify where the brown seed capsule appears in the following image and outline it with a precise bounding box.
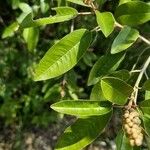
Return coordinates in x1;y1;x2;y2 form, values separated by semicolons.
123;108;143;147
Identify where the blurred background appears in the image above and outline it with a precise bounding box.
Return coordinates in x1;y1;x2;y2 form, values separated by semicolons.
0;0;149;149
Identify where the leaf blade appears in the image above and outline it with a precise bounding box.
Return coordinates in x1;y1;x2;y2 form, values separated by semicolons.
96;11;115;37
143;79;150;91
115;1;150;26
139;99;150;115
101;77;133;105
20;7;78;28
111;26;139;54
56;111;112;150
34;29;93;81
88;53;125;85
23;27;39;52
51;100;112;117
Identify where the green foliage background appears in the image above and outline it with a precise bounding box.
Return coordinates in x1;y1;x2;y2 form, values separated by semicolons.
0;0;150;149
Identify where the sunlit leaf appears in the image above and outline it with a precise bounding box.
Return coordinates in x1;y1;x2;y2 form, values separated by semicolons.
56;111;112;150
23;27;39;52
142;114;150;137
145;91;150;100
111;26;139;54
20;7;78;28
51;100;112;117
34;29;93;81
110;70;130;81
101;77;133;105
139;99;150;115
2;22;19;39
67;0;90;7
19;2;32;13
96;10;115;37
115;1;150;26
88;53;125;85
119;0;131;5
90;83;107;101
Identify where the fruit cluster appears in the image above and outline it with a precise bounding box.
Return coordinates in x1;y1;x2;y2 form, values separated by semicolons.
123;108;143;146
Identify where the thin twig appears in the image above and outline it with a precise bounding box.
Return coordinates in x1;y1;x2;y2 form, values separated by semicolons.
78;12;93;15
91;26;100;32
145;71;149;79
139;35;150;46
70;19;74;32
131;47;150;71
130;70;141;73
128;56;150;107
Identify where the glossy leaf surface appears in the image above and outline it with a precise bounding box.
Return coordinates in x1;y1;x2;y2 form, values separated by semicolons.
20;7;78;28
23;27;39;52
139;99;150;115
56;111;112;150
51;100;112;117
2;22;19;39
101;77;133;105
34;29;92;81
143;79;150;91
111;26;139;54
115;1;150;26
88;53;125;85
90;83;107;101
96;10;115;37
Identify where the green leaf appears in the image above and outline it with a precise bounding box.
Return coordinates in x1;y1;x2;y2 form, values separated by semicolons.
111;26;139;54
95;10;115;37
19;2;32;13
2;22;19;39
88;53;125;86
143;79;150;91
101;77;133;105
11;0;20;9
145;136;150;150
110;70;130;81
115;1;150;26
139;99;150;115
20;7;78;28
51;100;112;117
90;83;107;101
23;27;39;52
145;91;150;100
34;29;93;81
115;130;140;150
67;0;90;7
142;114;150;137
55;111;112;150
119;0;131;5
40;0;49;14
